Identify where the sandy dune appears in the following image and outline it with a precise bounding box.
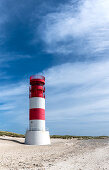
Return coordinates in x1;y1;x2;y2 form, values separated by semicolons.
0;136;109;170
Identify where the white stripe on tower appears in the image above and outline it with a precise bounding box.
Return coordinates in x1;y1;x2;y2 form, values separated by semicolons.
29;120;45;131
29;97;45;109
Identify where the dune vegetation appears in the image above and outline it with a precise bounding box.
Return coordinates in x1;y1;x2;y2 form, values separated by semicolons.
0;131;25;138
50;135;109;140
0;131;109;140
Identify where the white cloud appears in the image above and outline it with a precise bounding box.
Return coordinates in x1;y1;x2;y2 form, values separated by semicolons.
44;61;109;87
40;0;109;55
41;59;109;128
0;81;29;133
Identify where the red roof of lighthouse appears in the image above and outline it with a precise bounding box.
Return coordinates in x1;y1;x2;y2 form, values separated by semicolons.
30;75;45;85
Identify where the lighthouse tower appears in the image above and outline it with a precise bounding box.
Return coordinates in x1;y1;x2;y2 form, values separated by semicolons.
25;75;50;145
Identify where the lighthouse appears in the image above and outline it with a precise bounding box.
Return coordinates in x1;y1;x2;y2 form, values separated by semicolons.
25;75;50;145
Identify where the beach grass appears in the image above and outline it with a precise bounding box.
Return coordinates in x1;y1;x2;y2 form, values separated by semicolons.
0;131;25;138
0;131;108;140
50;135;109;140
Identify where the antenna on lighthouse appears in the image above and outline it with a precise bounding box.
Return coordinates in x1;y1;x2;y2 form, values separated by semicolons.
25;75;50;145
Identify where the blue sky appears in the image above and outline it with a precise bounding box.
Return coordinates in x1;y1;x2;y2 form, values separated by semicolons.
0;0;109;135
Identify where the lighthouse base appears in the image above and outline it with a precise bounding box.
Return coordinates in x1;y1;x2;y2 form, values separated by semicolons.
25;130;51;145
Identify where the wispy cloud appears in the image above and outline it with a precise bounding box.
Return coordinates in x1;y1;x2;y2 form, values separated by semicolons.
40;0;109;57
0;81;28;133
40;59;109;135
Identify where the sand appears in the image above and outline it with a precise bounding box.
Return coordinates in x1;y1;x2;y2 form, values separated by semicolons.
0;136;109;170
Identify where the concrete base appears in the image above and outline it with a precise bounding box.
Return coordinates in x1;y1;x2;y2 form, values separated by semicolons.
25;130;51;145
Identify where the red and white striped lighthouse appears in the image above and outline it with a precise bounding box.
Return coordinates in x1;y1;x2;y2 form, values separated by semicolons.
29;75;45;131
25;75;50;145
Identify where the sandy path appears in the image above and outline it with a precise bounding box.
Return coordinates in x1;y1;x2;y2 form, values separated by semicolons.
0;136;109;169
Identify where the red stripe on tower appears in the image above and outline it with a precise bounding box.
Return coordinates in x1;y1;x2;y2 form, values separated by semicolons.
29;108;45;120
